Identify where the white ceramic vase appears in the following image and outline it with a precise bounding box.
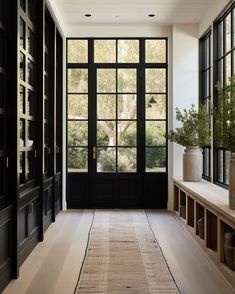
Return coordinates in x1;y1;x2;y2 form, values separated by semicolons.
229;153;235;210
183;146;202;182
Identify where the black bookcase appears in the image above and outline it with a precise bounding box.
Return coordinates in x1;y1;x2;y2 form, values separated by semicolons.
0;1;63;291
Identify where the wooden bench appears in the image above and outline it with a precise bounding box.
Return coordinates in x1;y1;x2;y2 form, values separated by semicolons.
172;177;235;290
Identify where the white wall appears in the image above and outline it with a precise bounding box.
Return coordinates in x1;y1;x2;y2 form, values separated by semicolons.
66;24;171;38
167;24;199;210
199;0;231;37
46;0;65;36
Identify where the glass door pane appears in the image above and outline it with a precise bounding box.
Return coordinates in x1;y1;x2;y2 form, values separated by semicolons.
96;68;137;173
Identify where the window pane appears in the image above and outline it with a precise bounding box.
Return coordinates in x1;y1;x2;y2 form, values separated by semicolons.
68;40;88;63
218;60;223;85
146;94;166;119
20;18;25;49
28;0;35;23
19;86;25;114
28;90;34;116
97;121;116;146
225;151;231;184
68;69;88;93
97;95;116;119
146;121;166;146
68;147;88;172
28;60;35;85
68;94;88;119
68;121;88;146
225;13;231;53
118;40;139;63
118;148;136;172
218;150;224;183
118;122;136;146
206;70;210;97
94;40;116;63
28;29;35;57
97;69;116;93
20;119;25;146
118;94;136;119
28;121;34;146
146;69;166;93
20;53;25;81
233;9;235;48
218;21;223;58
233;50;235;75
118;69;136;93
20;0;25;11
146;147;166;172
225;53;231;85
145;40;166;63
97;148;116;172
205;38;210;68
203;147;210;177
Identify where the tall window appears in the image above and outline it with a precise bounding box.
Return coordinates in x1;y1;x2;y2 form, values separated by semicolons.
199;30;211;180
67;38;167;174
214;4;235;186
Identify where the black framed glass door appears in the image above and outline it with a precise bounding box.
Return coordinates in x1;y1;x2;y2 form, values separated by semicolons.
67;38;168;208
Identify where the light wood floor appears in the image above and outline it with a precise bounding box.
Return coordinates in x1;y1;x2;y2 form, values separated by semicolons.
3;210;235;294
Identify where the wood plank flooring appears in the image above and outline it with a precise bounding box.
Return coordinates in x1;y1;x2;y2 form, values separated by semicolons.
3;210;235;294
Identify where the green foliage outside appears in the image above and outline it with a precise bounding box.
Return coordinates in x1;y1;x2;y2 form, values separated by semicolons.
214;76;235;152
166;104;211;148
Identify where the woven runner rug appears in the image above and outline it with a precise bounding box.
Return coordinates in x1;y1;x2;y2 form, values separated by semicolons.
75;210;180;294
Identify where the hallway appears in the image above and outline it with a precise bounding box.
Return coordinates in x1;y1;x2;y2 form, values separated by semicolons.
3;210;234;294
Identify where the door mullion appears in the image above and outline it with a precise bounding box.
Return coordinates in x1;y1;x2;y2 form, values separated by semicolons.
139;38;146;176
88;38;95;205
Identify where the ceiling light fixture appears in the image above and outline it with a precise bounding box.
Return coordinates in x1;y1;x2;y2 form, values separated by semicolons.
148;14;155;17
85;14;92;17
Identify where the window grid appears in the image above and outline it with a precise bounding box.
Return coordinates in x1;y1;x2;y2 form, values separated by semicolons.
214;4;235;187
67;38;168;174
199;30;211;180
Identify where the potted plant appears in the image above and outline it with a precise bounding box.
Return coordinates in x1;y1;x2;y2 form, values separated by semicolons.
166;104;211;181
214;76;235;209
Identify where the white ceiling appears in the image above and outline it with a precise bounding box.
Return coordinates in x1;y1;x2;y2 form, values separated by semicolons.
54;0;216;26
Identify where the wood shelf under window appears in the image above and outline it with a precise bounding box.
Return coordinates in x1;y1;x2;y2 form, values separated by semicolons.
173;177;235;290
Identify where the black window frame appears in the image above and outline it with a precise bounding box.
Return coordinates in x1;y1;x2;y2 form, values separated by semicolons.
66;37;168;175
199;29;212;181
213;1;235;188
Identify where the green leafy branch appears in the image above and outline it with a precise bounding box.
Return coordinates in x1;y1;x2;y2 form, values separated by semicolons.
214;76;235;152
166;104;211;148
